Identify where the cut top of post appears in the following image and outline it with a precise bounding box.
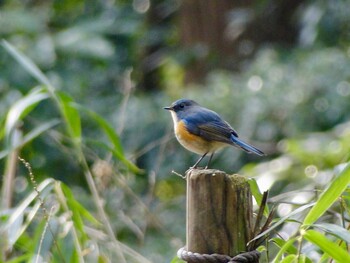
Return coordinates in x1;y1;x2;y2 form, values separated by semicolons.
186;169;253;256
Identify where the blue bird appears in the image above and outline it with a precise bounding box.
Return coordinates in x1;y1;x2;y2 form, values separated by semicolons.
164;99;264;168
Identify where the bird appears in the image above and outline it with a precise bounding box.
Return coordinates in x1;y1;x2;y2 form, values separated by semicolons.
164;98;264;168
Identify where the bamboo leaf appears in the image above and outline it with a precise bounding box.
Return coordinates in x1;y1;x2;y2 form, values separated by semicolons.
272;237;297;262
248;202;315;245
1;40;54;91
0;119;60;160
170;256;185;263
74;104;142;173
303;162;350;225
5;254;31;263
280;255;297;263
279;254;311;263
248;178;269;216
87;139;142;174
56;92;81;146
311;223;350;243
3;179;55;247
303;229;350;262
59;182;100;226
74;103;123;153
21;119;60;145
5;87;49;144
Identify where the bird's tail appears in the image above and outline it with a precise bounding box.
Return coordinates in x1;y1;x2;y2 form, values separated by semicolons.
231;136;265;156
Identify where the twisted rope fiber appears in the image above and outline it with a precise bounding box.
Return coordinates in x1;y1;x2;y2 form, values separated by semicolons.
177;247;260;263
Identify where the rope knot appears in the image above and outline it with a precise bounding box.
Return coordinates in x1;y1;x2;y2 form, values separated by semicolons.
177;247;260;263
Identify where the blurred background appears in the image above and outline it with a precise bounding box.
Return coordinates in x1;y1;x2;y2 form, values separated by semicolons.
1;0;350;262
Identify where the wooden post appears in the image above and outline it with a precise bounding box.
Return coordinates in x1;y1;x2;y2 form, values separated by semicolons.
186;169;254;259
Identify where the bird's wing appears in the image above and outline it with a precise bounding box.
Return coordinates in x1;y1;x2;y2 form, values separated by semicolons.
184;108;238;143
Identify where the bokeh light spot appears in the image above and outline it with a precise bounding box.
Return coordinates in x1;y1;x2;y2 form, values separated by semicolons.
14;176;28;193
247;75;263;92
336;81;350;96
133;0;150;14
304;165;318;178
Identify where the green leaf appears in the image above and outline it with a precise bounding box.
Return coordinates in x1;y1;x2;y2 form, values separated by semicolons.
311;223;350;243
249;202;315;244
279;254;311;263
303;162;350;225
272;237;297;262
21;119;60;146
3;179;55;247
74;103;123;153
87;139;142;174
280;254;297;263
303;229;350;262
248;178;269;216
56;92;81;146
170;256;185;263
61;182;100;225
5;87;49;145
0;119;60;160
58;183;96;243
5;253;31;263
1;40;54;92
74;104;142;173
35;219;60;262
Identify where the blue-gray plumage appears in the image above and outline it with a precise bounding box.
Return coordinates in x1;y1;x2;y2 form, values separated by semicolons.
164;99;264;168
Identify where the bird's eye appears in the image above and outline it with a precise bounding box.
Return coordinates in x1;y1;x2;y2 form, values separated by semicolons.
179;103;185;108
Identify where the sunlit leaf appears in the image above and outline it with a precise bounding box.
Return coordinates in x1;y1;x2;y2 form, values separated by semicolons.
5;254;31;263
5;87;49;145
279;254;311;263
280;254;297;263
303;229;350;262
3;179;55;247
248;178;269;216
170;256;185;263
271;237;297;262
303;162;350;225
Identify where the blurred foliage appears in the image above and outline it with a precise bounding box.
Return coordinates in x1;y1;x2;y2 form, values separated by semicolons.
1;0;350;262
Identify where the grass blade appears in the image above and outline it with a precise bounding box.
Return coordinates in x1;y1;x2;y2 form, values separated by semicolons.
248;202;315;245
1;40;54;92
311;223;350;243
248;178;269;216
303;229;350;262
0;120;59;160
74;104;142;173
272;237;297;263
303;162;350;225
5;87;49;144
72;104;123;152
87;139;142;174
56;92;81;146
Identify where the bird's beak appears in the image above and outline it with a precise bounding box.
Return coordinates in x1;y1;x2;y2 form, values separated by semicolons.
163;106;173;111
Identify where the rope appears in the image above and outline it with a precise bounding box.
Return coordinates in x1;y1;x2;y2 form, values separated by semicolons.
177;247;260;263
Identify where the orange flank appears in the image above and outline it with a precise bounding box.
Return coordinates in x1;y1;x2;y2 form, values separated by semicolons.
175;120;228;155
